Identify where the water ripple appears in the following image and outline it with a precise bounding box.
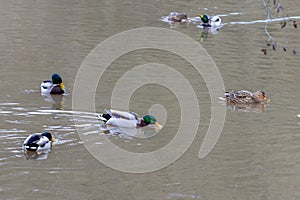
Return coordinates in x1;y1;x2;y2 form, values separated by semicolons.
0;129;27;133
227;16;300;25
0;103;19;106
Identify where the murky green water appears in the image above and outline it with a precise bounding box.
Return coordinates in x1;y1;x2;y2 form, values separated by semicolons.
1;0;300;199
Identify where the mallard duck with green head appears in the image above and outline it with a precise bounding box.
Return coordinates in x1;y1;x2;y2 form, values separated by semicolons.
40;73;66;95
98;109;162;128
198;14;221;27
224;90;270;104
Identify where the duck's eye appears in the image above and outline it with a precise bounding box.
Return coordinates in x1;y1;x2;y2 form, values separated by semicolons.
42;86;48;89
215;18;220;22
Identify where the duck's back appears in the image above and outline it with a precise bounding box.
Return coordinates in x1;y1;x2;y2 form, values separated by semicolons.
23;135;41;151
109;109;138;120
106;118;138;128
40;80;53;94
225;90;254;104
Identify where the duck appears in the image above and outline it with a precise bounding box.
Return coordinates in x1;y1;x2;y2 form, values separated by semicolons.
223;90;270;104
40;73;66;95
167;12;188;22
198;14;221;27
23;132;56;152
98;109;162;128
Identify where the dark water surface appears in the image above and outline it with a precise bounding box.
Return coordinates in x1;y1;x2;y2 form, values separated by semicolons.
1;0;300;199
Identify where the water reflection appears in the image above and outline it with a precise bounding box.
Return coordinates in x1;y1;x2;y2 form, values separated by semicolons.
41;94;65;110
100;124;159;139
198;27;221;42
23;149;51;160
226;103;268;113
199;25;222;34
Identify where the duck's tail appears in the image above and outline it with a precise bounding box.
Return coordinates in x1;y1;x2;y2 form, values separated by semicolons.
224;91;230;97
97;113;111;122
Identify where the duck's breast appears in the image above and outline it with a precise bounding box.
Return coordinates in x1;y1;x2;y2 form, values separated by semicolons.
50;85;64;94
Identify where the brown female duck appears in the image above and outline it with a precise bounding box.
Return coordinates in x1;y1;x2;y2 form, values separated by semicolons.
167;12;188;22
224;90;269;104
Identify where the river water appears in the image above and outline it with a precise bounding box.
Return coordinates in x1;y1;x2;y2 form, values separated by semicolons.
1;0;300;199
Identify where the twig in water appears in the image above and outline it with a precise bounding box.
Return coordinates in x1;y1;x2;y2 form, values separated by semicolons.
261;0;297;55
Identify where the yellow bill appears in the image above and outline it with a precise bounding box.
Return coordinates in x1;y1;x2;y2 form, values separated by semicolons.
60;83;65;90
154;122;162;128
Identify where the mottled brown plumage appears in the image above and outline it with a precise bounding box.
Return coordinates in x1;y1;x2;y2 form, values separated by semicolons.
224;90;267;104
167;12;188;22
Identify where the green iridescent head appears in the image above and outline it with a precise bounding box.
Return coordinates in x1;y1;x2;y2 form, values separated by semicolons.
42;132;55;142
142;115;157;125
199;14;209;23
52;73;63;84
